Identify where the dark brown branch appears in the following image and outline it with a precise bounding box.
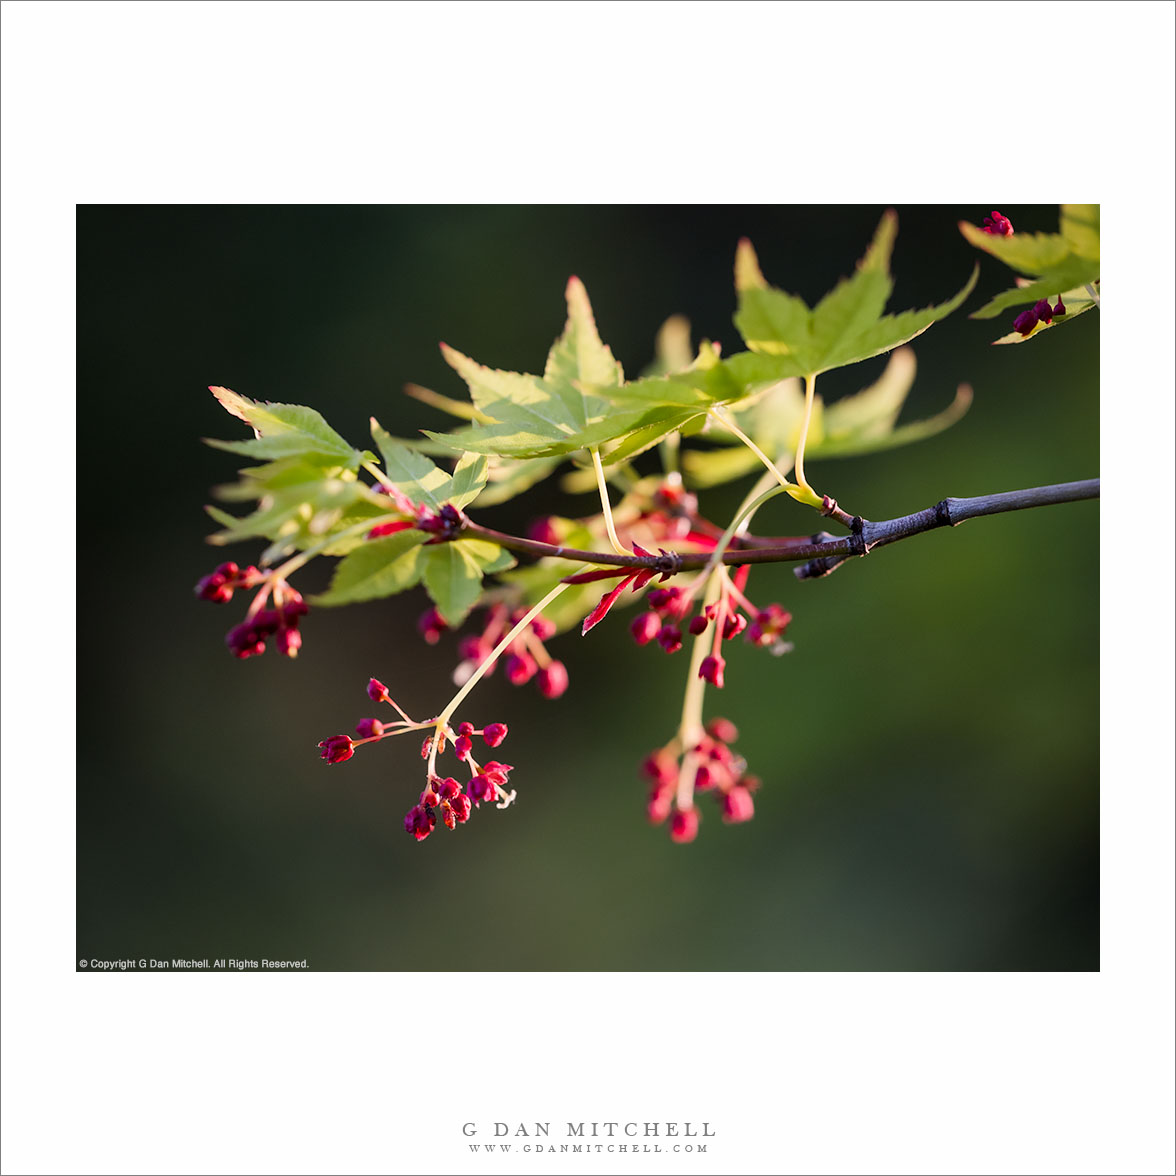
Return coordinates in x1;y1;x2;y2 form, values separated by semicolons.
460;478;1100;579
795;478;1101;579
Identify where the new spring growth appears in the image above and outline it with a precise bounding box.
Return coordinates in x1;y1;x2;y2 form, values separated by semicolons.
442;603;568;699
316;676;516;843
982;210;1014;237
194;561;309;659
643;718;760;845
1013;296;1067;336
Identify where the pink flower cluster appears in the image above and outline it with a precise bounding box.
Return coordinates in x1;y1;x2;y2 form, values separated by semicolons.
1013;296;1066;336
316;677;516;844
438;603;569;700
642;718;759;844
194;561;309;659
624;567;792;691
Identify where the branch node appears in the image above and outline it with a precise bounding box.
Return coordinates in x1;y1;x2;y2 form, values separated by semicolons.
655;550;683;575
794;555;849;580
935;498;954;526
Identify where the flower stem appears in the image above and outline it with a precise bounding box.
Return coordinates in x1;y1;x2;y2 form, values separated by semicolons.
427;581;571;778
590;446;629;555
708;407;793;493
681;470;783;610
792;373;822;507
361;459;394;490
676;571;723;811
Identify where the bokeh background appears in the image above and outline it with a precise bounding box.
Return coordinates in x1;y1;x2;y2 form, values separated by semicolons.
77;205;1098;971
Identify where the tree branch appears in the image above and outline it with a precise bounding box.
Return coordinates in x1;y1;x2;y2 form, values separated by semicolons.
794;478;1101;579
460;478;1100;580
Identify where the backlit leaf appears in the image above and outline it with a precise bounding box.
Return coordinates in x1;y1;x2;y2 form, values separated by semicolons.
312;530;429;606
206;386;367;469
371;418;453;510
734;214;975;376
420;543;485;628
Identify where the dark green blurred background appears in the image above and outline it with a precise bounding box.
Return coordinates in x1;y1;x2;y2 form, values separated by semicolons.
77;206;1098;970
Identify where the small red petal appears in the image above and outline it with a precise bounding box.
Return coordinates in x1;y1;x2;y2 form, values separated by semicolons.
582;573;637;635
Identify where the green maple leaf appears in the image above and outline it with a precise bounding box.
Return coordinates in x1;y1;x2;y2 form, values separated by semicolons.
682;348;972;487
370;419;487;510
205;385;372;469
312;529;430;606
426;276;666;459
733;211;977;378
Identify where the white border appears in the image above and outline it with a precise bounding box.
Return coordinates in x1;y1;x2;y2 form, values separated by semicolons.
2;3;1173;1174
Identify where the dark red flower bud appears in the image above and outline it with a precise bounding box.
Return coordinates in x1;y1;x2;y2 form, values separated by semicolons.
458;636;486;662
355;718;385;739
699;654;726;688
225;620;267;658
236;565;263;588
421;787;440;810
417;607;448;644
1053;295;1066;317
642;750;677;789
367;677;390;703
688;614;710;636
1013;308;1039;335
647;587;681;614
279;599;309;626
438;777;462;801
706;717;739;744
630;611;662;646
504;651;537;686
670;808;700;844
195;572;233;603
276;627;302;658
527;516;562;546
1033;297;1054;325
450;793;472;823
317;735;355;764
457;721;475;737
214;561;239;579
404;804;436;841
530;616;557;641
536;660;569;699
694;763;717;792
723;613;748;640
482;722;508;748
252;608;282;635
647;792;673;825
417;503;463;539
469;774;497;804
722;786;755;824
982;210;1014;236
656;624;683;654
454;734;473;761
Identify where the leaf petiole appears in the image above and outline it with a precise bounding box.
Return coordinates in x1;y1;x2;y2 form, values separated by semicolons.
590;446;630;555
